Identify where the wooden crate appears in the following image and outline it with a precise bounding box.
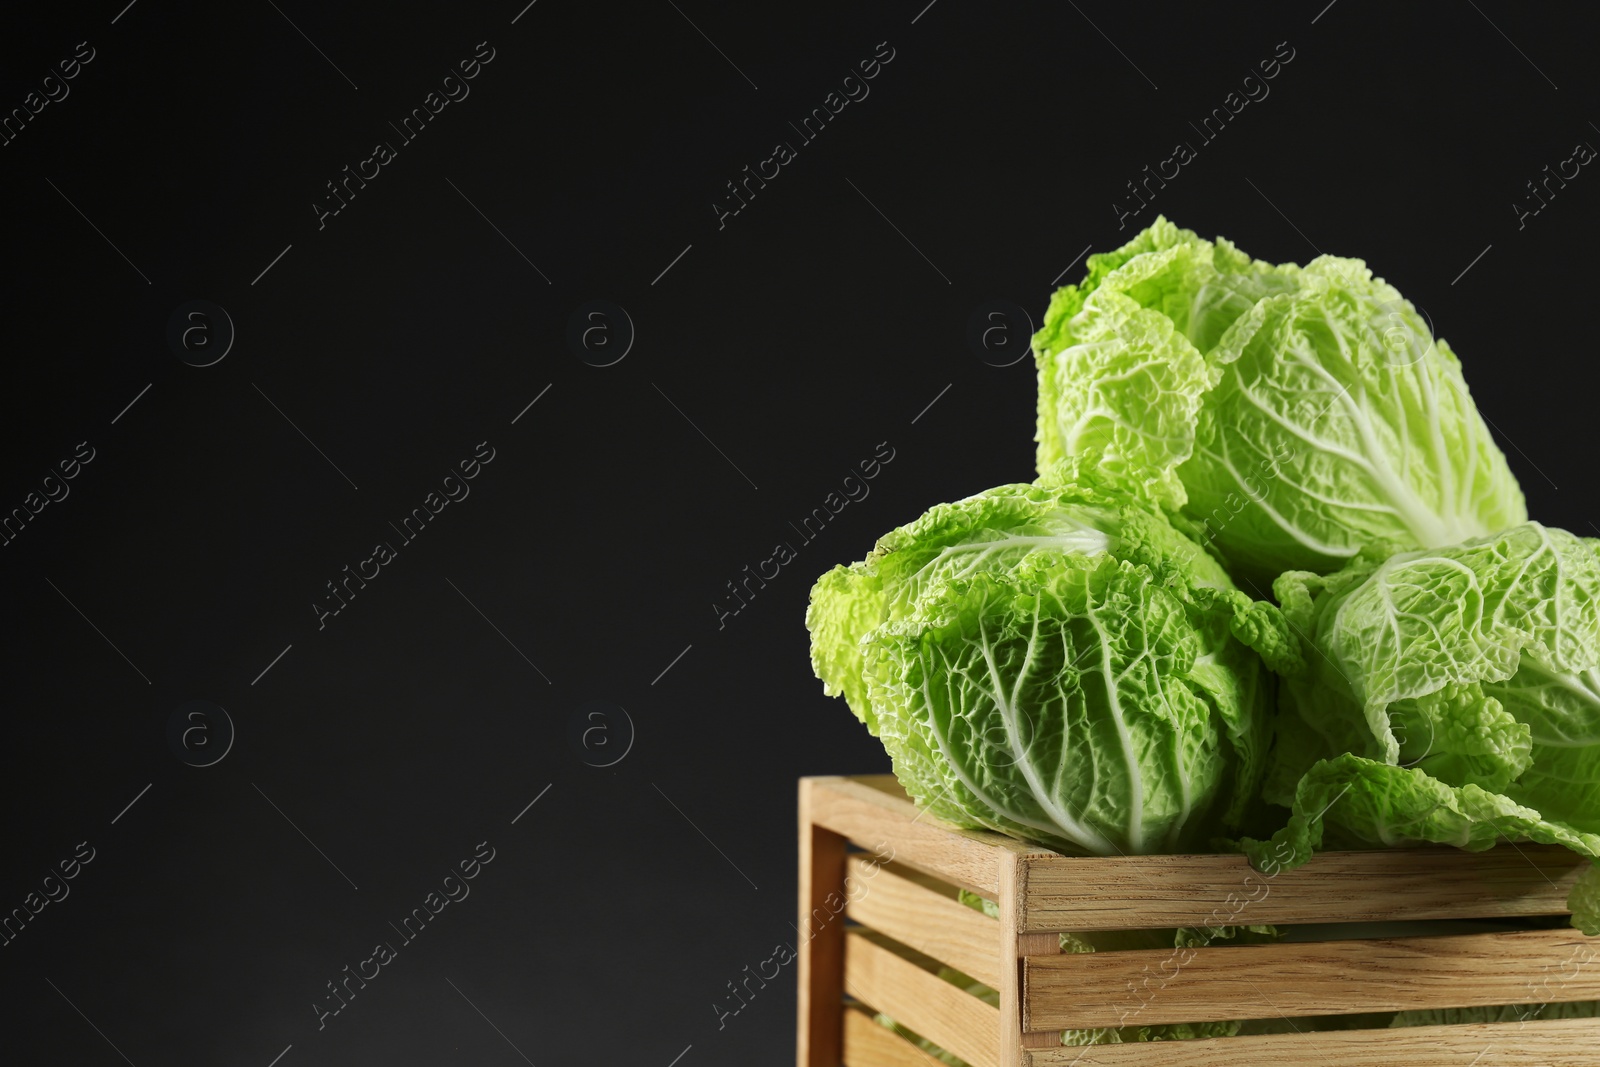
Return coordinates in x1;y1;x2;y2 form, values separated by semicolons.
797;774;1600;1067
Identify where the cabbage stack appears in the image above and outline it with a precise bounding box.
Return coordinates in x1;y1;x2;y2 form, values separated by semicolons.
808;217;1600;941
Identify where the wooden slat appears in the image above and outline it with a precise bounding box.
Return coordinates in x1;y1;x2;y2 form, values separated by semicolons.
1023;927;1600;1031
1020;846;1582;932
1022;1017;1600;1066
844;856;1003;989
798;780;850;1067
845;929;1001;1067
1003;855;1062;1064
806;776;1050;897
842;1004;950;1067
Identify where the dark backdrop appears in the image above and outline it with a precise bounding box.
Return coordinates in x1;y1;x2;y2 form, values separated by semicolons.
2;2;1596;1064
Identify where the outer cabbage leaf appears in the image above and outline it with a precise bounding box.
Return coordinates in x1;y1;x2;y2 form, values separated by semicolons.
1244;753;1600;869
1489;661;1600;835
1033;218;1296;512
867;552;1256;854
1247;754;1600;934
805;562;886;729
1180;256;1526;582
806;477;1298;723
807;481;1289;854
1571;862;1600;936
807;480;1127;731
1256;525;1600;934
1033;219;1527;583
1268;524;1600;807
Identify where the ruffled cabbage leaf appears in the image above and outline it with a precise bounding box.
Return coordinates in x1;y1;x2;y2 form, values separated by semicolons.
1033;218;1527;585
1245;523;1600;932
806;479;1294;855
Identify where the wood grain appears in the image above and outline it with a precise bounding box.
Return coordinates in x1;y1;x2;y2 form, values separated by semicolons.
1021;1017;1600;1065
797;779;849;1067
799;776;1600;1066
1003;855;1062;1064
805;776;1050;898
844;855;1003;989
1023;927;1600;1030
845;928;1001;1067
1019;847;1582;932
842;1004;951;1067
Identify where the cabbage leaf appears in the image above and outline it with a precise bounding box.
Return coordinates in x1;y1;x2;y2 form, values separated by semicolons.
807;480;1291;854
1033;218;1527;583
1247;523;1600;932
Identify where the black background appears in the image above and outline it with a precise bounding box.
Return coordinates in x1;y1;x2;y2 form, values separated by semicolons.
1;2;1596;1064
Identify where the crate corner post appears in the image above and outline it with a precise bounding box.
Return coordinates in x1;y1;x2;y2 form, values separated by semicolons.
797;777;848;1067
1002;852;1059;1066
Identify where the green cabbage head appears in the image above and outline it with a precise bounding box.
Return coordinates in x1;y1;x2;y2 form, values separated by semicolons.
1033;218;1527;585
806;478;1296;854
1246;522;1600;932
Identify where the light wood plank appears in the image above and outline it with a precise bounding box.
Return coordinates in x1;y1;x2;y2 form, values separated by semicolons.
845;855;1003;990
1015;935;1062;1054
842;1004;950;1067
845;928;1001;1067
806;776;1051;898
1023;927;1600;1031
1022;1017;1600;1065
1002;856;1064;1065
1020;846;1582;932
798;779;850;1067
